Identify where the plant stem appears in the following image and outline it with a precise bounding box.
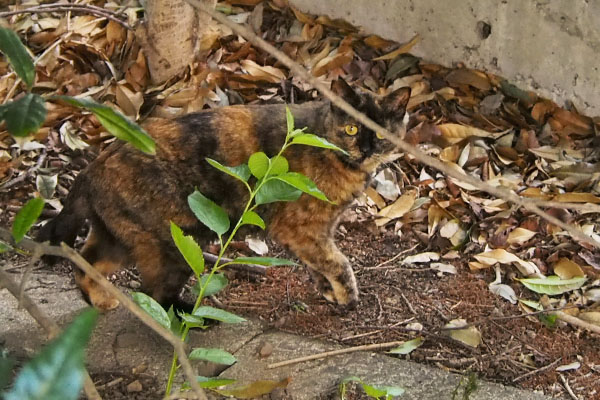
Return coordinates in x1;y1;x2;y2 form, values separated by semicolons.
164;124;295;395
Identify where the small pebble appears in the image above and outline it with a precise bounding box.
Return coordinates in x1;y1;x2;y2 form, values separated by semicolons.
259;342;273;358
126;380;143;393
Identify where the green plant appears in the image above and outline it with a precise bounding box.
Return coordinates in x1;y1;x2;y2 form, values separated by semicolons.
132;106;347;396
0;309;98;400
339;376;405;400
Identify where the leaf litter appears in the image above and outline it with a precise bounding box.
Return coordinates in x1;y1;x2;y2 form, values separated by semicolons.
1;1;600;399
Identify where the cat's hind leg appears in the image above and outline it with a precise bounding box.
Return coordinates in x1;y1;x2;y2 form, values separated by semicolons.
76;222;129;311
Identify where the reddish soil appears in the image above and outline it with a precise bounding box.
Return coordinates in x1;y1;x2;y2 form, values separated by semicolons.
219;218;600;399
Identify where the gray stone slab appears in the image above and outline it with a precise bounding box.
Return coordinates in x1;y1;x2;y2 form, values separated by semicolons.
222;331;553;400
2;271;555;399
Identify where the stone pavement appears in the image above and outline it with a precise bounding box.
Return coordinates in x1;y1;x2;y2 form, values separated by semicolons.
1;271;554;399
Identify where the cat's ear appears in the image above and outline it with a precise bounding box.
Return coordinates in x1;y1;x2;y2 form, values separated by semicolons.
331;78;361;107
382;87;411;115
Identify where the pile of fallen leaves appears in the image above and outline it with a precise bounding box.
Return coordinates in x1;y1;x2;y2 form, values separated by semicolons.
2;0;600;398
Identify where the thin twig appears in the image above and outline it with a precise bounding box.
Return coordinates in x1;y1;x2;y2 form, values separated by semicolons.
365;244;419;270
512;357;562;383
560;374;580;400
186;0;600;251
0;228;207;400
0;4;131;29
0;268;102;400
267;340;406;369
18;248;42;308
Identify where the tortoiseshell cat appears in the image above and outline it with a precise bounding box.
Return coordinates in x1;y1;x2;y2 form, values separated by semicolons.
37;79;411;311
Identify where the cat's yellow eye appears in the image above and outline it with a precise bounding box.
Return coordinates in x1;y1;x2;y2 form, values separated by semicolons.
376;132;384;139
345;125;358;136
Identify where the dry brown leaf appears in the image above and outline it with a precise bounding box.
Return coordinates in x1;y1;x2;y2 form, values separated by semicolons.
553;258;585;279
552;192;600;204
241;59;287;82
445;68;491;91
364;35;397;49
314;15;358;32
437;123;494;144
474;249;542;277
506;227;537;246
439;145;461;163
115;84;143;118
365;186;386;209
531;100;557;123
373;34;420;61
376;190;417;226
290;5;315;24
520;187;553;200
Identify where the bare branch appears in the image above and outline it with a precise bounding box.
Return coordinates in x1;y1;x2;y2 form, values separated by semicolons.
185;0;600;250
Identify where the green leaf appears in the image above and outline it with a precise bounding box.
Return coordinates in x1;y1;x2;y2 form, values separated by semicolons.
388;337;424;355
240;210;265;230
179;313;208;329
12;197;44;243
0;240;13;254
193;306;246;324
196;376;236;389
55;96;155;155
170;221;204;278
206;158;251;182
517;275;587;295
248;152;269;179
167;306;183;335
539;313;558;328
230;256;296;267
132;292;170;330
385;53;419;81
0;354;15;392
3;309;98;400
285;106;294;134
518;299;543;311
275;172;330;203
0;27;35;88
0;93;47;137
189;348;236;365
363;383;405;398
290;133;348;155
255;179;301;205
188;190;230;236
269;155;289;176
196;273;229;296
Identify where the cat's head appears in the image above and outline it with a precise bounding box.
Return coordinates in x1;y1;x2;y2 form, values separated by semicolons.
325;78;411;171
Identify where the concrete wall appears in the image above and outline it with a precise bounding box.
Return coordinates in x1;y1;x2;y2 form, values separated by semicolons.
291;0;600;117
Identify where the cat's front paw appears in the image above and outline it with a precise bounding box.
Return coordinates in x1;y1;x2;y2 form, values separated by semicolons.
313;268;359;309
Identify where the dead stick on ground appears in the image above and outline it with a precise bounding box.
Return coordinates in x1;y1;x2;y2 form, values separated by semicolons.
267;340;405;369
0;268;102;400
186;0;600;251
0;228;207;400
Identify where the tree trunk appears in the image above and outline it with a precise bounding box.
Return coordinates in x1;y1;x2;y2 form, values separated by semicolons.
140;0;216;85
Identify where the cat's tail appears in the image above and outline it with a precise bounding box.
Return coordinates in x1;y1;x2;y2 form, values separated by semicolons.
36;178;89;259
